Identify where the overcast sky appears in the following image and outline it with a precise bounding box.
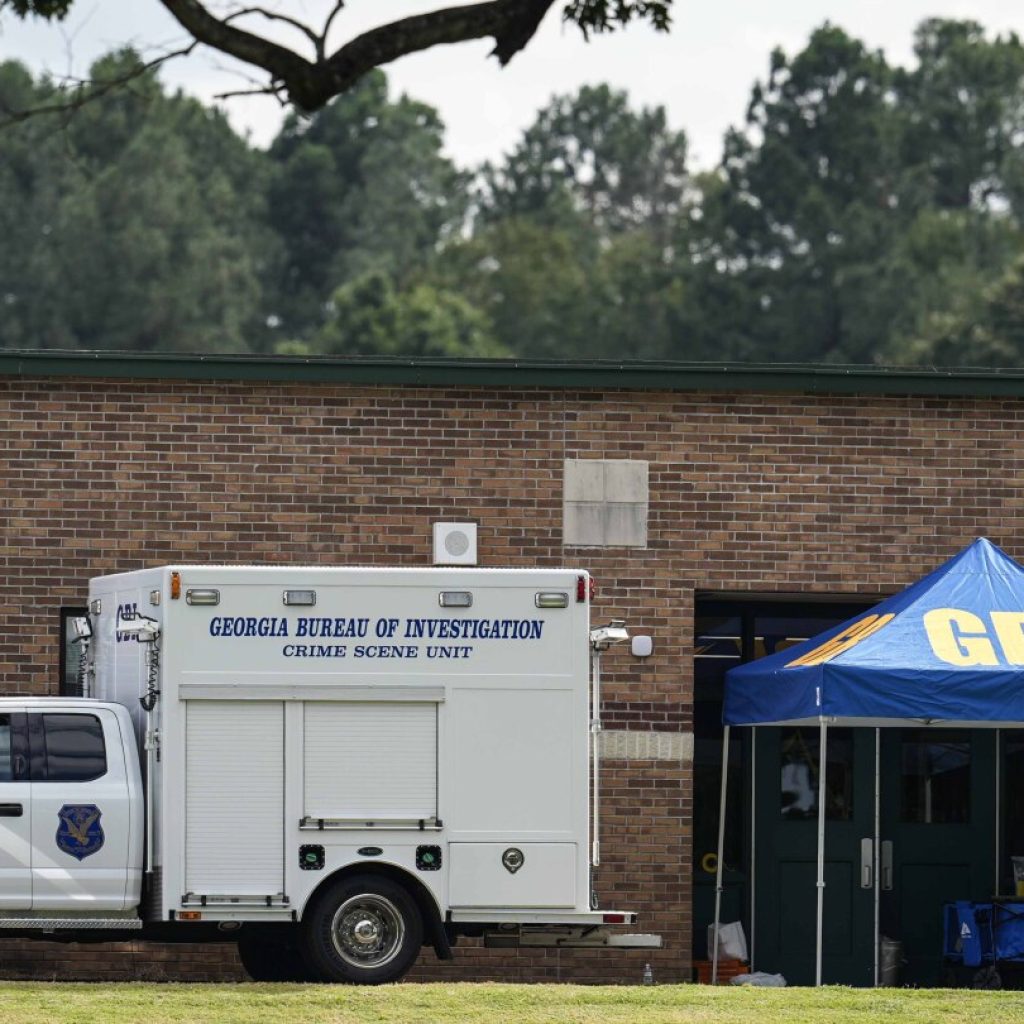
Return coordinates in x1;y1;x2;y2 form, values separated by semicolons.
1;1;1023;169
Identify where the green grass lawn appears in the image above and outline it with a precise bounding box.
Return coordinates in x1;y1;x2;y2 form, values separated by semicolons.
0;983;1023;1024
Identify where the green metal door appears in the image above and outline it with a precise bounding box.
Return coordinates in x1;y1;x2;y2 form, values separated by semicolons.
755;726;997;987
753;725;876;986
880;729;996;986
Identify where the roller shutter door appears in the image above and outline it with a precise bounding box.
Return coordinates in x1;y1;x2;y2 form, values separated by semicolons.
185;701;284;896
303;702;437;820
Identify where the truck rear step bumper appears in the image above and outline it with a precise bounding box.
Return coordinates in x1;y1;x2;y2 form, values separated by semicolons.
484;926;662;950
449;909;637;926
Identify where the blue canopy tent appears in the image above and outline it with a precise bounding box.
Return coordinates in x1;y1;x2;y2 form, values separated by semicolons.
710;538;1024;985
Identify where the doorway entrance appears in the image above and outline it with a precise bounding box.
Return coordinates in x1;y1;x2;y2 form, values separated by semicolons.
694;595;1007;986
754;726;995;985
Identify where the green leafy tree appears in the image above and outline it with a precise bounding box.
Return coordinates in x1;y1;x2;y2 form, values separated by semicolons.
480;83;689;240
0;51;269;352
694;19;1024;366
266;71;467;338
313;271;507;358
705;24;899;363
895;19;1024;213
437;217;596;359
900;246;1024;367
458;84;698;359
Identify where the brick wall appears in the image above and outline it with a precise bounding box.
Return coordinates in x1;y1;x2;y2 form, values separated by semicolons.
1;375;1022;982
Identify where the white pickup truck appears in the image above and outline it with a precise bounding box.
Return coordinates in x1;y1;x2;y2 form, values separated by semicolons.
0;565;657;983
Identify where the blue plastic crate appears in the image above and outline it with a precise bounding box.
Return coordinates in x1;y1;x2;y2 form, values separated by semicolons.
944;902;1024;966
944;902;991;966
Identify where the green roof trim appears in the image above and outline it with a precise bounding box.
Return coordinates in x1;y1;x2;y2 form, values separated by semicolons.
3;350;1024;397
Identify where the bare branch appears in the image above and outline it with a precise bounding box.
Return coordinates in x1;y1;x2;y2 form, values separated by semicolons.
214;82;287;104
0;41;197;127
222;5;320;54
321;0;558;100
319;1;345;62
157;0;315;102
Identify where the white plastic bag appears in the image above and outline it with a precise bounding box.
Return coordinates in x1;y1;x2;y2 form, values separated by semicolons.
730;971;787;987
707;921;749;962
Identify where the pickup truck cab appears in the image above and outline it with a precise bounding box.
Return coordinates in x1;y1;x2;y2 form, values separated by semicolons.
0;700;142;917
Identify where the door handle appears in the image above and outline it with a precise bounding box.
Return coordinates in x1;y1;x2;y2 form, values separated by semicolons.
881;840;894;891
860;838;873;888
0;803;23;817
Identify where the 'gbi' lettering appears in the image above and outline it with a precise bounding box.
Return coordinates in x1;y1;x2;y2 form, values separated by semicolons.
786;614;894;668
923;608;1024;666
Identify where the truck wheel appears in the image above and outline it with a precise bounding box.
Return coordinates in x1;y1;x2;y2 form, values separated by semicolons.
237;932;316;982
301;874;423;984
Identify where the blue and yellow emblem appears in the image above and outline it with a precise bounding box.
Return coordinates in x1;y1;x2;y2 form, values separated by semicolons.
56;804;104;861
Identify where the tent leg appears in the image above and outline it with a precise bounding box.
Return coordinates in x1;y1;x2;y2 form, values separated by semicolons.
874;727;880;988
750;726;757;972
995;729;1002;897
815;719;828;987
712;725;730;985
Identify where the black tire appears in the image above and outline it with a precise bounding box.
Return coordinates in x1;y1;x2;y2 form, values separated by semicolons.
237;931;318;982
299;874;424;984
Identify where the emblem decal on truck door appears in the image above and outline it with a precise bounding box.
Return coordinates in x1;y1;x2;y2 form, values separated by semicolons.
56;804;104;860
502;848;524;874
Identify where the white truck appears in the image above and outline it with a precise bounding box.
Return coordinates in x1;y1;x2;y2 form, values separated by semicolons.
0;565;657;983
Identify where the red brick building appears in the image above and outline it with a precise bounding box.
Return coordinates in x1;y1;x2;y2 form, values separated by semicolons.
1;351;1022;984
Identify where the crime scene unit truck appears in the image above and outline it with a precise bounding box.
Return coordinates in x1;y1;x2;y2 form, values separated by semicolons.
0;565;658;983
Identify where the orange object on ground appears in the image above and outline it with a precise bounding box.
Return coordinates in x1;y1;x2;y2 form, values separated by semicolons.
694;959;748;984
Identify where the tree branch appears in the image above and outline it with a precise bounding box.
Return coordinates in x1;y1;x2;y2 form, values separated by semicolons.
214;82;287;104
156;0;558;112
0;41;196;127
319;0;557;104
157;0;314;99
319;1;346;62
223;5;321;55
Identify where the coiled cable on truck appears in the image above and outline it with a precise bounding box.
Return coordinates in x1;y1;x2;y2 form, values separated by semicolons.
75;634;90;698
140;631;161;712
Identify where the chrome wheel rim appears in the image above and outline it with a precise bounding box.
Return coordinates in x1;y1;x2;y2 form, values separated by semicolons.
330;893;405;970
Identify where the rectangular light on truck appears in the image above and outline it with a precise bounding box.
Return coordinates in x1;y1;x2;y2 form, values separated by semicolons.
439;591;473;608
283;590;316;606
185;589;220;606
535;592;569;609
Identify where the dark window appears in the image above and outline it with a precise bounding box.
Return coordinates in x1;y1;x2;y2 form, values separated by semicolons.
59;608;89;697
39;714;106;783
0;715;12;782
780;727;854;820
900;729;970;824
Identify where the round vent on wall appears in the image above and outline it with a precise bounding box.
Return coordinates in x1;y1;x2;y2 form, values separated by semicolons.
433;522;478;565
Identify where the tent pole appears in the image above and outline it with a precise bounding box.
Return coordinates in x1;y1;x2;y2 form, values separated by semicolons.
874;727;880;988
815;718;828;987
995;729;1001;896
750;726;757;972
712;725;730;985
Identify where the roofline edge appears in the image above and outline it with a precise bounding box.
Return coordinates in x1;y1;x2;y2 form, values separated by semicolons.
3;351;1024;397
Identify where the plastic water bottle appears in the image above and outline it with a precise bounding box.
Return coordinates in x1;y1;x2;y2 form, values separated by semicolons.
642;962;654;986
